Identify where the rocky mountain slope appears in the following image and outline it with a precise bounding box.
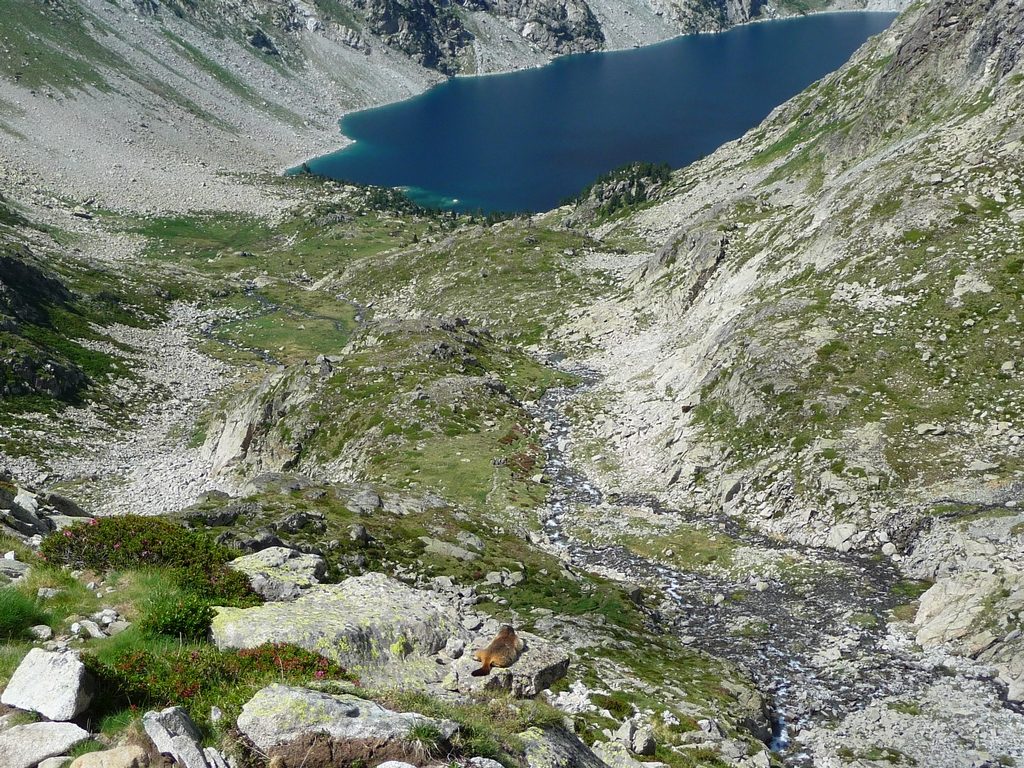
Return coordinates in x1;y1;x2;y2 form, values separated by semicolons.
560;0;1024;760
1;0;1023;767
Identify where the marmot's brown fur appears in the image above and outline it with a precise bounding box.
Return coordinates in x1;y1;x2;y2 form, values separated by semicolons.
471;624;525;676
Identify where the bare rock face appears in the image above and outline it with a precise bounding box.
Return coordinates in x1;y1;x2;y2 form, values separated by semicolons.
202;364;318;478
485;0;604;54
237;683;457;751
356;0;471;74
915;568;1024;703
0;649;94;721
211;572;461;669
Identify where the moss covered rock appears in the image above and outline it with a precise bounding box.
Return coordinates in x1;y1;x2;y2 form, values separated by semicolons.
210;572;461;669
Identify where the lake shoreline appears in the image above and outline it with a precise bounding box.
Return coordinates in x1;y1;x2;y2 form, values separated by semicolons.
279;8;903;180
297;12;899;213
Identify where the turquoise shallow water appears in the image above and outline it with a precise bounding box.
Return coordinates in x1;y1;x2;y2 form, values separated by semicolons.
305;12;896;213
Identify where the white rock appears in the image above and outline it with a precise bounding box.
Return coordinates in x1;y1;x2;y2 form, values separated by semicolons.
1;649;94;721
30;624;54;640
0;722;90;768
967;460;999;472
142;707;208;768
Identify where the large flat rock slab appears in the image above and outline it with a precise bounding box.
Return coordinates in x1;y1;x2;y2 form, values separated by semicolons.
211;572;461;668
237;683;456;751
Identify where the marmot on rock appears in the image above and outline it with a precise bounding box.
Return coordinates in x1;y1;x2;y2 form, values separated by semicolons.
471;624;525;676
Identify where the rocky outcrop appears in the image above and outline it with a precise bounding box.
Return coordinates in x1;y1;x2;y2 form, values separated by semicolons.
201;318;525;484
0;246;88;400
888;506;1024;702
211;572;462;668
566;162;672;228
483;0;604;54
0;481;93;542
237;684;458;751
360;0;471;74
201;363;316;478
142;707;208;768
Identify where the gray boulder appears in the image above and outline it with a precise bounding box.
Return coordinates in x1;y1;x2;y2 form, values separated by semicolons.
211;572;460;669
346;487;383;515
614;721;655;756
594;741;666;768
520;727;609;768
419;536;479;561
38;491;91;518
0;557;29;580
1;498;51;536
0;722;90;768
452;631;569;697
1;649;94;721
142;707;208;768
237;684;457;751
227;546;326;601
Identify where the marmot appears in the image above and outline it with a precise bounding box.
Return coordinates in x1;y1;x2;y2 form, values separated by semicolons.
471;624;525;676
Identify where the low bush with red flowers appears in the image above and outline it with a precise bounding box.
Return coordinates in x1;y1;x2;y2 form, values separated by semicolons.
40;515;256;604
84;636;353;733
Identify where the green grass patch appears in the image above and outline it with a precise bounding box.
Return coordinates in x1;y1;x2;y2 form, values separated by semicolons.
619;524;739;572
0;587;49;639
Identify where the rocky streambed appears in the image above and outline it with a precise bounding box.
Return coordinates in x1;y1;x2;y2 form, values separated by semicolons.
529;373;1016;765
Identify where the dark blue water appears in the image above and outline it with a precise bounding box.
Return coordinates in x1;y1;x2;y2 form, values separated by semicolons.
306;12;896;213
